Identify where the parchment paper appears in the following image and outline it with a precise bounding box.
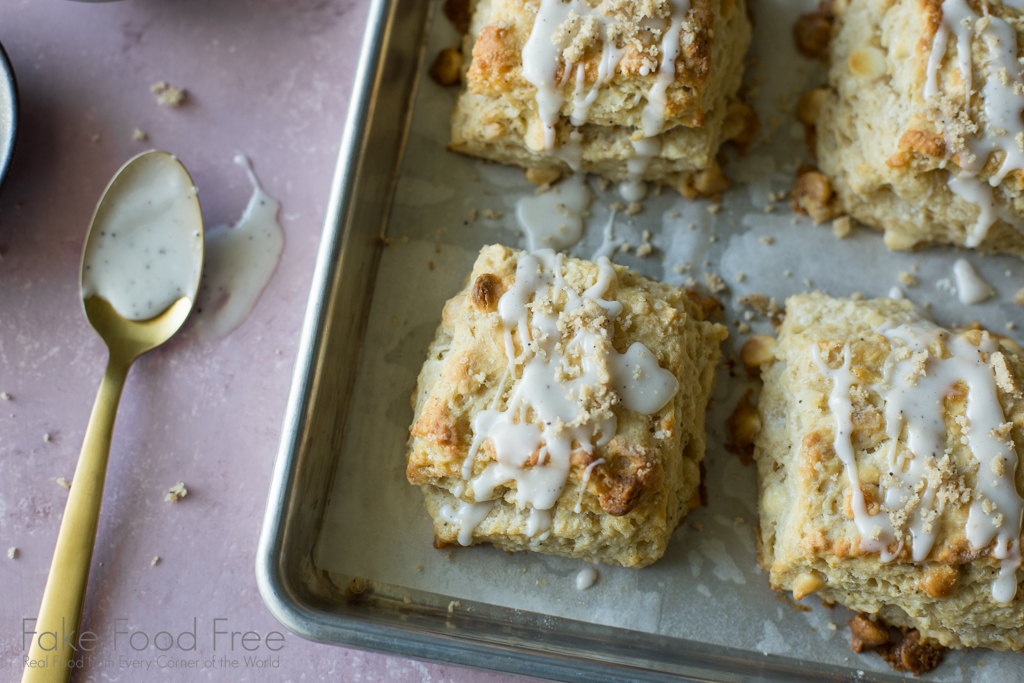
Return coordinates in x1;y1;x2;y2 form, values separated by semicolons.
315;0;1024;679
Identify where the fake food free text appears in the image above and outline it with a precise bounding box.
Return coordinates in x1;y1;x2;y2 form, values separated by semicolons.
23;618;285;653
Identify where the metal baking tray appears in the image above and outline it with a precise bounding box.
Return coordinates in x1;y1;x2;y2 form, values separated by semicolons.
255;0;1024;680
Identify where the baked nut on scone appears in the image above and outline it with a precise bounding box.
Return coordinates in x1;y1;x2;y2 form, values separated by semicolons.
811;0;1024;255
406;245;727;567
754;292;1024;650
449;0;755;198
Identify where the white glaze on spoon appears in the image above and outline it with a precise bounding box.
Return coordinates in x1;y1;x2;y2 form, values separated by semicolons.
192;155;284;339
81;153;202;321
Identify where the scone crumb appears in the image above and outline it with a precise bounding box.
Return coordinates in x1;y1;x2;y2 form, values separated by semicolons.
0;392;10;400
1014;287;1024;307
832;216;852;239
481;209;502;219
794;3;835;60
151;556;161;566
668;210;681;218
759;236;775;245
42;433;51;442
150;81;186;107
133;128;148;141
849;614;889;653
403;595;413;604
625;202;642;216
737;322;751;334
56;477;71;489
707;204;721;215
734;517;744;525
692;521;703;531
164;481;188;503
610;202;626;212
7;547;16;559
898;271;918;287
428;47;462;86
878;630;945;675
735;272;746;282
740;334;777;368
704;273;728;294
447;600;461;613
673;264;685;274
791;167;840;224
414;564;424;571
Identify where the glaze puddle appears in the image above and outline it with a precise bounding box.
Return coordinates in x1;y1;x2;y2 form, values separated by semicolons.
192;155;284;339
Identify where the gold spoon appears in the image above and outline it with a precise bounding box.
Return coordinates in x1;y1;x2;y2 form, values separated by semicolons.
23;150;203;683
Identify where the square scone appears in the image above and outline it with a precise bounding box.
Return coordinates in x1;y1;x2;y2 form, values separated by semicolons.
407;244;727;567
807;0;1024;255
753;292;1024;650
448;0;755;197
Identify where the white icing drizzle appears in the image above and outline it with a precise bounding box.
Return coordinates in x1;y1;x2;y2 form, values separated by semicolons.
591;209;624;261
445;251;679;545
947;174;1018;247
815;319;1024;602
924;0;1024;243
641;1;691;138
516;173;594;252
952;258;996;304
521;0;692;216
439;501;494;546
575;566;599;590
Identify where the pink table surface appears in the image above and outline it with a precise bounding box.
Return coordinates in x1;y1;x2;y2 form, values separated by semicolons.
0;2;536;681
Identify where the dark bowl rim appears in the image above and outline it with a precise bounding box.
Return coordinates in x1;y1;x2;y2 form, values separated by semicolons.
0;39;19;192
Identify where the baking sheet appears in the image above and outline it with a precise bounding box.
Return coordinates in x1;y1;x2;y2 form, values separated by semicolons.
314;0;1024;679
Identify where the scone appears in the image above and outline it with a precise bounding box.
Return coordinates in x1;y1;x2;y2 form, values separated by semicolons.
406;244;727;567
753;292;1024;650
808;0;1024;255
448;0;755;197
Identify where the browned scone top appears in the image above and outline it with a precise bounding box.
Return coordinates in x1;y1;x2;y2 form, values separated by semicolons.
754;293;1024;650
449;0;755;195
809;0;1024;255
407;245;727;568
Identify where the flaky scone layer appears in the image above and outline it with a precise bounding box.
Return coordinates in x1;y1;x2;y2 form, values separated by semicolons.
755;293;1024;650
815;0;1024;256
407;245;727;567
450;0;753;194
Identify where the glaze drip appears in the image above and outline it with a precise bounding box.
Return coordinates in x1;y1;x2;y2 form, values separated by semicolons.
924;0;1024;244
816;319;1024;602
446;251;679;544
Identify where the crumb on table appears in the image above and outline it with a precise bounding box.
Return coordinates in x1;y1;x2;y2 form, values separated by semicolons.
165;481;188;503
150;81;187;107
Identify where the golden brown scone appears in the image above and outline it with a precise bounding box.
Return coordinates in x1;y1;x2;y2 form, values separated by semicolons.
449;0;754;197
755;292;1024;650
812;0;1024;256
407;245;727;567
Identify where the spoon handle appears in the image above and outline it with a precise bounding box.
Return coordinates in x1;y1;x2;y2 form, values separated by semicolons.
22;355;131;683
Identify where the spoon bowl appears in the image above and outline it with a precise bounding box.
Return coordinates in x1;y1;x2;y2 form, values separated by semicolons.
23;151;203;683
